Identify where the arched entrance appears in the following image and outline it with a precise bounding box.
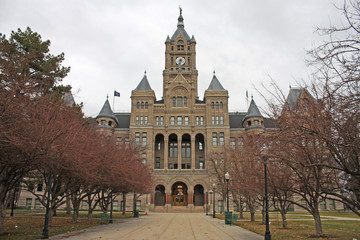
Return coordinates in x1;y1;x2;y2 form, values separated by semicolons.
154;185;165;206
171;182;188;206
194;184;204;206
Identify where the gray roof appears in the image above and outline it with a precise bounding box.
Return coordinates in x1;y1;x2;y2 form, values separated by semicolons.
114;113;130;128
243;99;263;121
97;98;119;125
284;88;302;111
207;74;225;90
62;92;75;107
229;112;276;129
135;74;152;90
170;13;191;41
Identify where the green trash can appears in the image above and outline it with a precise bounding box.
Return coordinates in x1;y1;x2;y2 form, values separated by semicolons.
225;211;232;225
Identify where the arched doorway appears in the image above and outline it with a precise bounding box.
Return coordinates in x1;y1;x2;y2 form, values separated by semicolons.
194;184;204;206
154;134;164;169
154;185;165;206
171;182;188;206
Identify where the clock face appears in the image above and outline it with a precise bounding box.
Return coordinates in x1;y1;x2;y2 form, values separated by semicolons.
176;57;185;66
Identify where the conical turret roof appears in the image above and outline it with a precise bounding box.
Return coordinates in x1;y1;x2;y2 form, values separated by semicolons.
135;73;152;90
97;98;119;125
243;99;263;121
207;72;225;90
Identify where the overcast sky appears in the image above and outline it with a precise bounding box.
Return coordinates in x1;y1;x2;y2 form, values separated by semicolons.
1;0;344;117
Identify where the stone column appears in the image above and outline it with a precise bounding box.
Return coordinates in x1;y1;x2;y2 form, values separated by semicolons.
191;135;196;169
178;136;182;169
188;189;194;210
164;137;168;169
165;190;171;209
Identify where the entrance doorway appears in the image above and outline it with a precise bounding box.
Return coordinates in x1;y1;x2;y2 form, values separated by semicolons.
154;185;165;206
171;182;188;206
194;184;204;206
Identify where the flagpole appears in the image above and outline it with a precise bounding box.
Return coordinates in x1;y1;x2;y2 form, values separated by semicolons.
113;89;115;112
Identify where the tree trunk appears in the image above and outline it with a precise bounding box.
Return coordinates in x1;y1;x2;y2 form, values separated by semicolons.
66;193;71;214
313;209;324;237
262;205;266;224
250;206;255;222
72;200;80;223
122;193;126;215
0;204;6;234
48;208;54;226
280;209;287;228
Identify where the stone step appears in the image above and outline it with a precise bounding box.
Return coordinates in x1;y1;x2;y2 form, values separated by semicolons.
151;206;205;213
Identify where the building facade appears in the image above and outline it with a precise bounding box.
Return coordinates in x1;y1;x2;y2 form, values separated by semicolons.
95;10;274;212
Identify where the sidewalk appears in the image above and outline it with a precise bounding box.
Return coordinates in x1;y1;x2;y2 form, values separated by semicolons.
51;213;263;240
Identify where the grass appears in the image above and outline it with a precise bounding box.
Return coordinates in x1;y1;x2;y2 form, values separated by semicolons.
217;211;360;240
1;210;133;240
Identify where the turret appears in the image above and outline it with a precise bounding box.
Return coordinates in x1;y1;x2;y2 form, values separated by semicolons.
96;97;119;128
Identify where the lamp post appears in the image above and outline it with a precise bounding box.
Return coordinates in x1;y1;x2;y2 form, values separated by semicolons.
263;156;271;240
212;183;216;218
225;171;230;212
205;190;208;215
109;192;113;223
10;185;19;217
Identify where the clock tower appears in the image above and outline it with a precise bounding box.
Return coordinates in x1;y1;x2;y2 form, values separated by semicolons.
163;8;198;100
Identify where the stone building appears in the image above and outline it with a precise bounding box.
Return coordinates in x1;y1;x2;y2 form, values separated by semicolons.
95;10;274;213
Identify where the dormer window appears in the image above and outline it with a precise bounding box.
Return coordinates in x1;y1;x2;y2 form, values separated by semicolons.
248;121;251;126
254;120;259;126
108;121;112;127
101;120;106;126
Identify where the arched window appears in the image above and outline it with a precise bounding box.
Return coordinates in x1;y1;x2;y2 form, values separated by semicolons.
137;102;140;109
211;102;214;109
173;97;176;107
184;97;187;106
220;102;223;109
216;102;219;109
145;102;148;109
141;102;144;109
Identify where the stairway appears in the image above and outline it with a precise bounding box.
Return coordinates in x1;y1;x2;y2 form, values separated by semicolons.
151;206;205;213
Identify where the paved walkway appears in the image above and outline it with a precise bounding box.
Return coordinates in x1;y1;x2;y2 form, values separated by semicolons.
51;213;263;240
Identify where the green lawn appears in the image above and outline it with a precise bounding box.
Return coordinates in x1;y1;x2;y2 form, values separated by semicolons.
1;210;133;240
217;211;360;240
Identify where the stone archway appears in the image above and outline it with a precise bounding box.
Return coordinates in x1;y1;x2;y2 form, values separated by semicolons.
171;182;188;206
194;184;204;206
154;185;165;206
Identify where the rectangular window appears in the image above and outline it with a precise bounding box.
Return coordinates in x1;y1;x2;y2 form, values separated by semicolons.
160;117;164;126
35;199;41;209
168;163;173;169
140;116;143;125
196;116;199;125
212;133;217;146
216;116;219;125
135;132;140;145
254;120;259;126
218;200;224;213
238;137;243;150
230;138;235;149
184;97;187;106
200;117;204;125
26;198;32;209
181;163;186;169
199;142;203;150
121;201;124;211
156;117;159;126
184;116;189;125
144;116;148;125
37;183;43;192
170;116;175;126
136;200;141;211
157;142;161;150
199;158;204;169
320;200;327;210
212;116;215;125
155;157;160;169
177;97;183;107
177;116;182;126
220;116;224;125
101;120;106;126
173;97;176;107
81;200;88;210
142;133;147;146
219;132;224;146
188;57;190;65
136;116;139;125
171;57;173;65
113;200;119;210
329;199;336;210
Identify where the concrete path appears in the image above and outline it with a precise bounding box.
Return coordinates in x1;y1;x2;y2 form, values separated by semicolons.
51;213;263;240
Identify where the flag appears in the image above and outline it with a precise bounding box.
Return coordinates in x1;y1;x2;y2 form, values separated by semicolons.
246;90;248;99
114;90;120;97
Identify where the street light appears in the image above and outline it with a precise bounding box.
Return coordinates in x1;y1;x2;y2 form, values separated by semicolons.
225;171;230;212
205;189;208;215
212;183;216;218
263;156;271;240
